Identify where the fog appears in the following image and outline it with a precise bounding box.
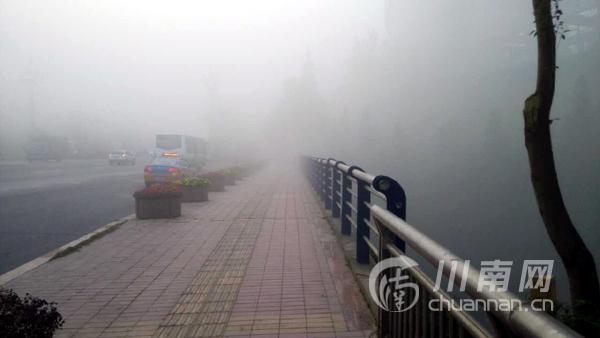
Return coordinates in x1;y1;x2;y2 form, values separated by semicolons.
1;0;599;300
0;0;384;157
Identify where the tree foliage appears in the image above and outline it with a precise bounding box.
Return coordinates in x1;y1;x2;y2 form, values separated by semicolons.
0;288;64;338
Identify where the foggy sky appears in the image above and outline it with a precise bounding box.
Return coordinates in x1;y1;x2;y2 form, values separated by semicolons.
0;0;384;151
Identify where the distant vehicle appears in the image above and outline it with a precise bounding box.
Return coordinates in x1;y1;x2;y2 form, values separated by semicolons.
153;134;207;168
143;156;195;186
25;135;69;162
108;150;136;165
144;134;207;186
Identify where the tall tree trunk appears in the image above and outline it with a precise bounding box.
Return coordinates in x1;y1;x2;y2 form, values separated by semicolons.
524;0;600;328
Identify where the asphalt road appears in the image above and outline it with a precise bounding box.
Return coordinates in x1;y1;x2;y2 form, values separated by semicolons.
0;159;146;274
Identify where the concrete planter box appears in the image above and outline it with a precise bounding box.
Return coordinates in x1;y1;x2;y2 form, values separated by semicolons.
224;175;236;186
181;186;208;203
135;195;181;219
207;176;226;192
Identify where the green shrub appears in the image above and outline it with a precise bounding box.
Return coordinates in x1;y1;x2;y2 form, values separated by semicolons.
177;176;210;187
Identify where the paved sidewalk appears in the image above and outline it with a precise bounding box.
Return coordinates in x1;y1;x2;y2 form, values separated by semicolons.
4;165;375;337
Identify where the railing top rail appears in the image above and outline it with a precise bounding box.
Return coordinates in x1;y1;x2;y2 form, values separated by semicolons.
370;205;582;338
311;157;375;185
351;169;375;185
337;162;350;173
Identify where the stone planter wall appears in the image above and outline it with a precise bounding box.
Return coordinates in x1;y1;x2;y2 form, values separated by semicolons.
224;175;236;186
206;176;225;192
135;195;182;219
181;186;209;203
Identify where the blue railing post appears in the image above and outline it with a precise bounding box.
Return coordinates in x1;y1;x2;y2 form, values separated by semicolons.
340;166;352;235
311;158;317;190
350;166;370;264
331;161;344;218
324;158;333;210
321;159;328;205
313;159;319;191
314;159;318;194
373;175;407;252
318;159;326;202
307;158;314;189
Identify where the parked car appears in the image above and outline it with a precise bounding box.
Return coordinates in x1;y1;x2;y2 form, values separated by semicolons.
144;157;195;187
108;150;136;165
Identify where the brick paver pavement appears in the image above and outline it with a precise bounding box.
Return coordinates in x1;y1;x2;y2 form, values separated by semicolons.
4;164;375;337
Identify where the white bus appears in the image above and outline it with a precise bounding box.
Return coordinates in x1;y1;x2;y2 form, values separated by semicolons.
154;134;207;169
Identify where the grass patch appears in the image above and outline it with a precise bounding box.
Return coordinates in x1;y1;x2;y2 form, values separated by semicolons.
51;219;127;260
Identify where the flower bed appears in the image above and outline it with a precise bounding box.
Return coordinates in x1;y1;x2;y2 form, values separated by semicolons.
231;166;247;180
133;184;182;219
201;171;226;192
221;169;237;185
235;162;265;178
177;177;210;203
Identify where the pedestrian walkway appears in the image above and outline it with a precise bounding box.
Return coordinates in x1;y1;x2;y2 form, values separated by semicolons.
4;164;375;337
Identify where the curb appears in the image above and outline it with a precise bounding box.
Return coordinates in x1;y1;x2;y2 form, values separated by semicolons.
310;190;379;318
0;215;133;285
320;213;379;318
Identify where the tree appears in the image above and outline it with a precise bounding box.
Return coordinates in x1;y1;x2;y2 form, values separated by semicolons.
0;288;64;338
523;0;600;335
268;55;328;155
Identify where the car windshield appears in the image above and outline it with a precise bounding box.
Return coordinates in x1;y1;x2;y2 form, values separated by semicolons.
110;151;125;155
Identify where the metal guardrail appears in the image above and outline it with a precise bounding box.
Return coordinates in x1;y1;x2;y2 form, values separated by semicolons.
303;157;406;264
302;156;581;338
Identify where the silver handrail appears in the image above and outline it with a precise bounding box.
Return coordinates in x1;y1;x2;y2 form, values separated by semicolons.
371;205;582;338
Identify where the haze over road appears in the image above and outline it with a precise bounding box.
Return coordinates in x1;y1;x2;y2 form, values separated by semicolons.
0;159;146;274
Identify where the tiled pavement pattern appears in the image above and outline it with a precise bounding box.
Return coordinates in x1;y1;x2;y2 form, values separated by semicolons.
4;165;375;337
